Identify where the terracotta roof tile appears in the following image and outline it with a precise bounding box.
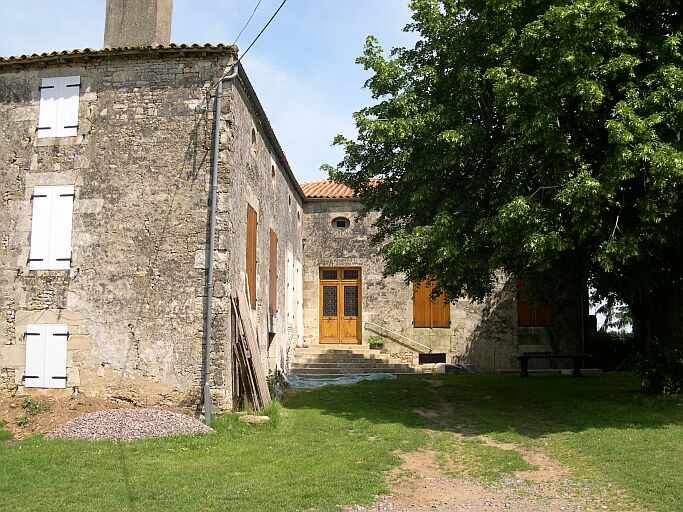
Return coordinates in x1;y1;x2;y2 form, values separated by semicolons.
301;181;356;199
301;179;381;199
0;43;237;66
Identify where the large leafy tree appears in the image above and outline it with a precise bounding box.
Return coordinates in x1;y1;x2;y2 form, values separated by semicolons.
329;0;683;352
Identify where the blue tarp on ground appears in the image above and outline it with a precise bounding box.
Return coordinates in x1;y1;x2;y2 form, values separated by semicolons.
287;373;397;389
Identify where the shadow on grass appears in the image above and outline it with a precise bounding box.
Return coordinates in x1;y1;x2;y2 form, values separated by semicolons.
282;373;683;439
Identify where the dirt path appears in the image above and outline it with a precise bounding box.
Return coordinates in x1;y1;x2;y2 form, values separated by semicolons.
347;379;618;512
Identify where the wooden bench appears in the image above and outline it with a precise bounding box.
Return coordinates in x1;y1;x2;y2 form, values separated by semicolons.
515;353;589;378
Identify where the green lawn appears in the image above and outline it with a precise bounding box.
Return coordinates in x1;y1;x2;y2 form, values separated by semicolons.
435;374;683;511
0;374;680;511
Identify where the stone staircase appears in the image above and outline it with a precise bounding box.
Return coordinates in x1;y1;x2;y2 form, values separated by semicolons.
289;345;416;376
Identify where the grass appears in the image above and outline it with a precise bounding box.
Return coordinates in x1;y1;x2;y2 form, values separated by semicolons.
0;379;435;512
435;373;683;511
432;433;536;480
0;373;680;511
0;419;11;441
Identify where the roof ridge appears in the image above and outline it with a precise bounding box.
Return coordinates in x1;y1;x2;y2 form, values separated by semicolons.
0;43;237;64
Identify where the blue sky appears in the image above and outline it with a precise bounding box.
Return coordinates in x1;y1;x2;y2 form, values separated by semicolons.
0;1;417;183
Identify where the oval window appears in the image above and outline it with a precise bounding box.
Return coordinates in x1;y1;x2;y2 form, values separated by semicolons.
332;217;350;229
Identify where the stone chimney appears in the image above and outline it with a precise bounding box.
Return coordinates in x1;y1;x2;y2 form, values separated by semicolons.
104;0;173;48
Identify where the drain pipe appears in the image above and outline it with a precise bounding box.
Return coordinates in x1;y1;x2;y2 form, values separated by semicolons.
203;62;239;426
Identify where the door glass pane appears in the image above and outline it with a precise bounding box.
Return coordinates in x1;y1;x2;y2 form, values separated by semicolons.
344;285;358;317
323;286;337;316
343;269;359;281
321;269;337;280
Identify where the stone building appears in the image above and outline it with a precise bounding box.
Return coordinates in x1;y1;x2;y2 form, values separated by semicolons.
0;0;304;410
0;0;587;411
301;181;523;373
299;181;587;374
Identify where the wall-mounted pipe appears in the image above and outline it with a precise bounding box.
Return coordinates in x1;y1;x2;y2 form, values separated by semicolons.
203;62;239;426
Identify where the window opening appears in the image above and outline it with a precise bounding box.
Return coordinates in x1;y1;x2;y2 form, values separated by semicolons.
246;205;257;309
332;217;350;229
517;281;553;326
413;281;451;328
419;353;447;364
343;269;359;280
321;269;338;280
29;185;75;270
269;229;278;315
38;76;80;138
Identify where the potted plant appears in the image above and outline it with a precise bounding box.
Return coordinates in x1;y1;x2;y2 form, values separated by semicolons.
367;335;385;350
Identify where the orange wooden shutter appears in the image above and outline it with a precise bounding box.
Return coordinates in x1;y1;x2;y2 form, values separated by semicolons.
516;281;553;326
431;290;451;328
269;229;278;315
414;281;451;328
246;205;257;310
413;282;431;327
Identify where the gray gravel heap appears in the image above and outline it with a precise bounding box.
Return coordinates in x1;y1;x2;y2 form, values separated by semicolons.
45;408;214;441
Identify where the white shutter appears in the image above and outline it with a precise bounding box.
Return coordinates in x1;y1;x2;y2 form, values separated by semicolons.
49;185;75;270
45;325;68;388
28;187;53;270
58;76;80;137
286;249;294;325
37;77;60;138
24;324;47;388
29;186;74;271
295;259;304;347
37;76;80;138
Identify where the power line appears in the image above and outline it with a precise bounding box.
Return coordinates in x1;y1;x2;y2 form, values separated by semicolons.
215;0;287;85
237;0;288;64
232;0;264;46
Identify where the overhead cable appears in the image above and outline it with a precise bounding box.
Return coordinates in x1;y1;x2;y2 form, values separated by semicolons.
232;0;264;46
237;0;288;63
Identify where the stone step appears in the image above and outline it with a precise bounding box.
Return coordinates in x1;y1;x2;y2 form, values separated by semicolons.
291;354;391;363
296;344;377;352
291;345;415;375
292;366;415;375
290;361;400;369
293;352;386;358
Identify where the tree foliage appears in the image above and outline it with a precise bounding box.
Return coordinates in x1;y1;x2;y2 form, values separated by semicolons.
329;0;683;350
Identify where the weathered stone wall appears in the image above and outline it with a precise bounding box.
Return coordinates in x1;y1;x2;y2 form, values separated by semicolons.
219;73;304;398
302;199;519;372
0;51;241;406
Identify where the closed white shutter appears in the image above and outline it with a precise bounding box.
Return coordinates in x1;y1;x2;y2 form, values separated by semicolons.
29;185;74;271
49;185;75;270
37;76;80;138
28;187;53;270
286;249;294;325
24;324;47;388
45;325;68;388
58;76;80;137
295;259;303;346
37;77;60;138
23;324;68;389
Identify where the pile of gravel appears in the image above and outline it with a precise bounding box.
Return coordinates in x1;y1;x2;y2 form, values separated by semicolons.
45;408;214;441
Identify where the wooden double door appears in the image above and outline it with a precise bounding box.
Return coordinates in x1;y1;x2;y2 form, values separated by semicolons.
319;267;361;344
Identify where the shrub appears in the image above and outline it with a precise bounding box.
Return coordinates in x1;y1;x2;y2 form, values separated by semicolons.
21;398;50;415
367;335;385;348
267;369;288;399
636;341;683;395
586;330;638;372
